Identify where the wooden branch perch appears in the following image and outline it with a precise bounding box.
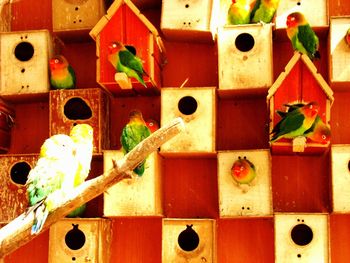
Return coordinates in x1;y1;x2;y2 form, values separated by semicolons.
0;117;185;258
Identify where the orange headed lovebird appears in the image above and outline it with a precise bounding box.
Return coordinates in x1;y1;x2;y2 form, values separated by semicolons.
227;0;251;25
107;41;147;87
231;156;256;185
345;28;350;47
120;110;151;176
270;102;320;142
286;12;320;60
250;0;280;24
49;55;76;89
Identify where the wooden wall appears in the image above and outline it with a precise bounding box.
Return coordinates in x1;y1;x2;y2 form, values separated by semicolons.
2;0;350;262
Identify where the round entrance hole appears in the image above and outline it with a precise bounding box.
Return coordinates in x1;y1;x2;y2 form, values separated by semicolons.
10;161;31;185
178;96;198;115
65;224;86;251
177;224;200;252
291;223;313;246
64;97;92;120
14;42;34;62
235;33;255;52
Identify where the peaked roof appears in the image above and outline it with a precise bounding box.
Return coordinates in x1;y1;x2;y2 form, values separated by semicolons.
89;0;165;53
267;52;334;103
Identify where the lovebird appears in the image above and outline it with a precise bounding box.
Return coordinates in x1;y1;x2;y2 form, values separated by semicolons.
120;110;151;176
227;0;251;25
277;103;331;144
250;0;280;24
107;41;147;87
286;12;320;60
231;156;256;185
26;134;78;234
270;102;320;142
145;118;159;133
66;123;94;218
345;28;350;47
49;55;76;89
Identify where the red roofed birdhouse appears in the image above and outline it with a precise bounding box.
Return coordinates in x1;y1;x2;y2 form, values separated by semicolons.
267;52;334;154
0;154;38;223
89;0;165;96
49;88;110;154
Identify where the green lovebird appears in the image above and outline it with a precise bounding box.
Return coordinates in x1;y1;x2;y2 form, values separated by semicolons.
26;134;79;234
250;0;280;24
277;103;331;144
107;41;147;87
66;123;94;218
270;101;320;142
231;156;256;185
120;110;151;176
286;12;320;60
227;0;251;25
49;55;76;89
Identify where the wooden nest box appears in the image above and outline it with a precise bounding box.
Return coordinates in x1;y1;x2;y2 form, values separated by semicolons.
89;0;165;96
267;52;334;154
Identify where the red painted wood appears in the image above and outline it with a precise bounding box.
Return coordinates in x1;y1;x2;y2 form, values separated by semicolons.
217;217;275;263
330;214;350;263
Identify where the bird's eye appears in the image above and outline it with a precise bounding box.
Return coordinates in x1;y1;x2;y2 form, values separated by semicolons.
55;59;59;63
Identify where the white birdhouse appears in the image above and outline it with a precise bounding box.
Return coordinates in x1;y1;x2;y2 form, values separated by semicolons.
162;219;216;263
160;87;216;156
217;23;273;95
331;144;350;212
274;213;329;263
103;150;162;216
52;0;106;40
275;0;328;30
329;16;350;90
0;30;53;98
217;149;272;217
49;218;111;263
161;0;215;42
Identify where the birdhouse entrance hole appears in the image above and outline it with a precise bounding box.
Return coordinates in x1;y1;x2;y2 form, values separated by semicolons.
177;224;200;252
14;42;34;62
64;97;92;120
290;223;313;246
10;161;31;185
347;160;350;173
178;96;198;115
235;33;255;52
65;224;86;253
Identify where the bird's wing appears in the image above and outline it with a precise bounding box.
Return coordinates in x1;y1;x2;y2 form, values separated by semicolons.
298;25;318;55
250;0;261;20
119;50;143;73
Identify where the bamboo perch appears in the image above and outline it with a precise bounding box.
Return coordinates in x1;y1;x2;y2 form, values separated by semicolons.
0;117;185;258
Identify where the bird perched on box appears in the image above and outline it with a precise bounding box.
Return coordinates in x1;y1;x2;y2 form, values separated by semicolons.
49;55;76;89
107;41;147;87
120;110;151;176
270;101;320;142
286;12;320;60
227;0;251;25
250;0;280;24
26;134;79;234
66;123;94;218
231;156;256;185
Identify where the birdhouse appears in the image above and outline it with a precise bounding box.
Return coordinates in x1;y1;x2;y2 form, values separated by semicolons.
275;0;328;31
0;98;15;153
0;30;53;98
160;87;216;156
330;144;350;213
217;149;272;217
52;0;106;40
160;0;215;42
267;52;334;154
274;213;329;263
217;23;273;95
49;88;110;154
0;154;38;223
0;1;11;32
162;219;216;263
329;16;350;90
49;218;112;263
103;150;162;216
89;0;165;96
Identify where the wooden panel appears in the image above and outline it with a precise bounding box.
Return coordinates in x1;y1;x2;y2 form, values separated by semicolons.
217;217;275;262
330;214;350;262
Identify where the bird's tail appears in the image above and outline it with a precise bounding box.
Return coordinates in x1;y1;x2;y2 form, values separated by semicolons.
133;161;145;176
31;200;49;235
